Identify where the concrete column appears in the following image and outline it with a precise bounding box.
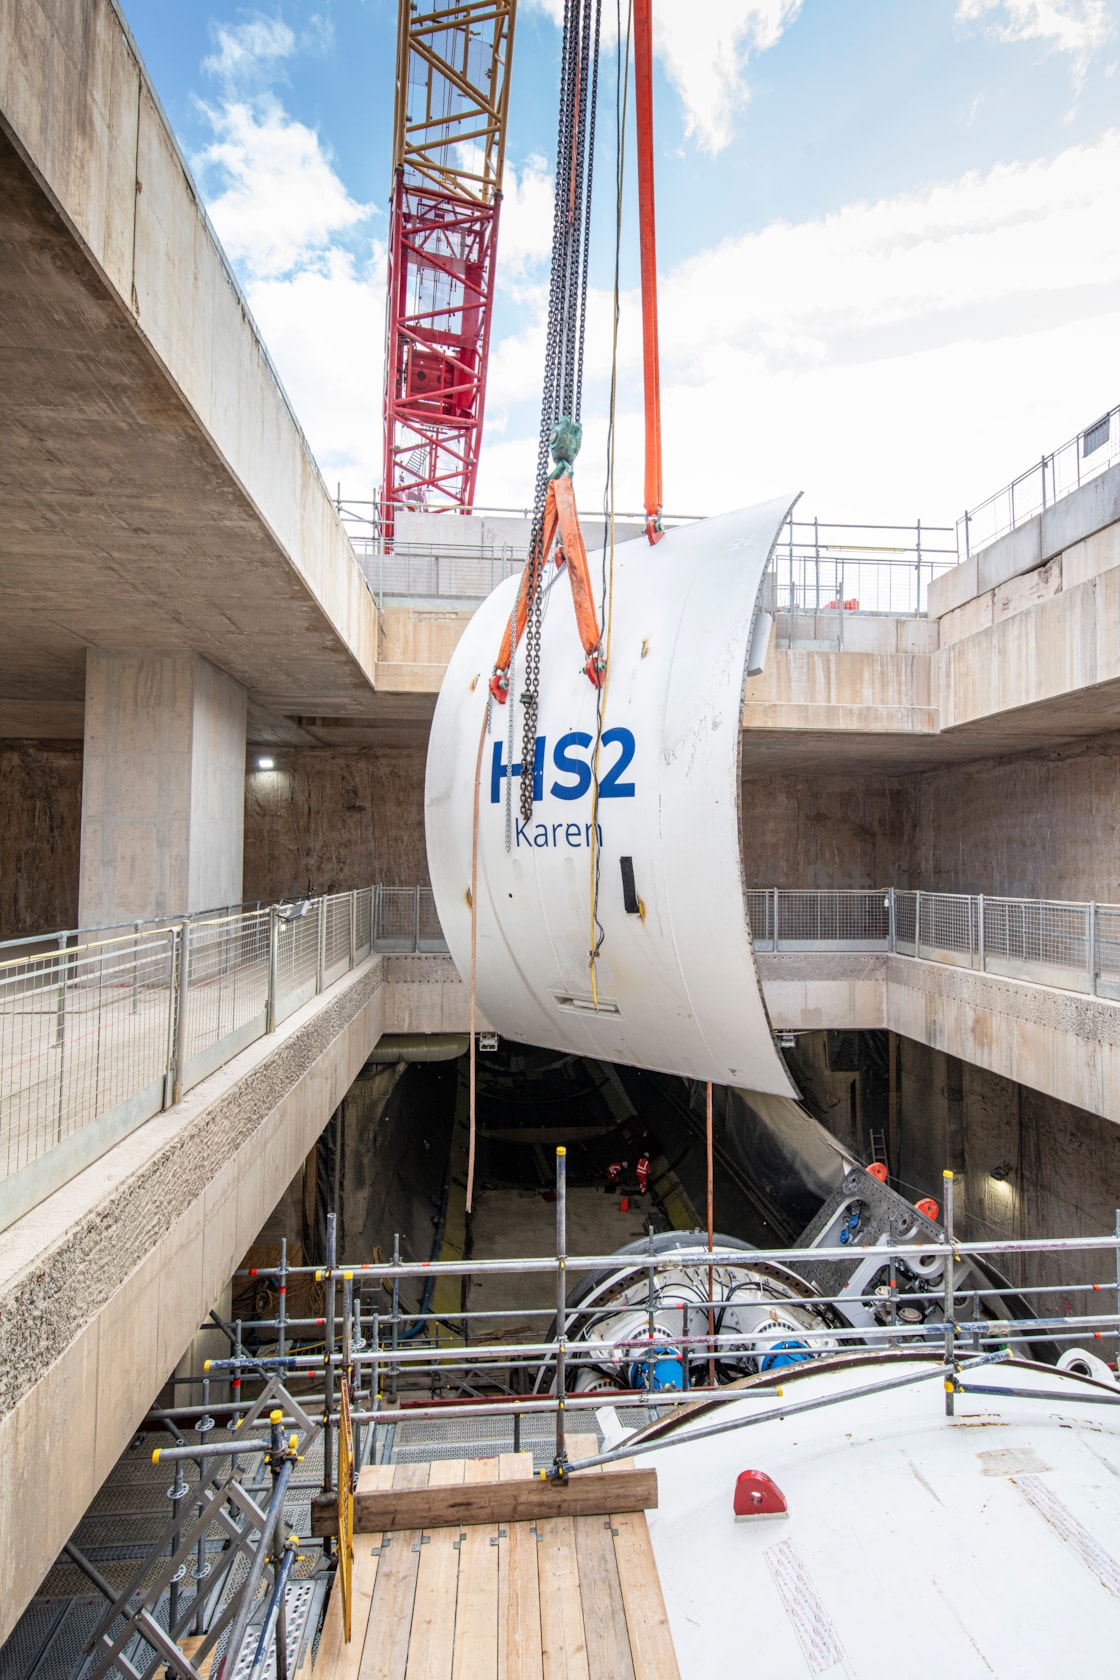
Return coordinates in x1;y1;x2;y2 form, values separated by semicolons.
79;650;247;927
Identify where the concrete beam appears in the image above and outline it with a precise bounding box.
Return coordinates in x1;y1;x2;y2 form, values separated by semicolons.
0;951;384;1640
381;954;1120;1129
0;0;381;721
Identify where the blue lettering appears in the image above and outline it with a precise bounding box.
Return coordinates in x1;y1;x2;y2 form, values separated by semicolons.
550;731;593;800
565;822;581;846
599;727;636;798
515;819;531;847
491;737;545;804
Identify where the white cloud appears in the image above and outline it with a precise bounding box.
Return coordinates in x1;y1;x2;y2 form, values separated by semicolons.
497;154;557;276
202;17;297;84
195;95;374;281
190;18;384;489
523;0;802;153
476;131;1120;523
956;0;1115;91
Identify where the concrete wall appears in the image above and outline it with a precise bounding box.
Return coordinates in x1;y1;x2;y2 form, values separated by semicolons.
897;1037;1120;1295
0;741;82;938
741;731;1120;901
911;733;1120;901
740;770;914;888
243;748;430;901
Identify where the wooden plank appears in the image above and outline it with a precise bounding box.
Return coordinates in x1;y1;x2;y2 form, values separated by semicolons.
611;1514;680;1680
356;1464;431;1680
405;1460;466;1680
537;1519;589;1680
572;1517;635;1680
179;1636;216;1679
451;1459;501;1680
315;1466;396;1680
498;1455;542;1680
326;1469;656;1537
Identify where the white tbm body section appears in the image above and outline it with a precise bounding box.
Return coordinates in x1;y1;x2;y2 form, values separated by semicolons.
425;495;799;1095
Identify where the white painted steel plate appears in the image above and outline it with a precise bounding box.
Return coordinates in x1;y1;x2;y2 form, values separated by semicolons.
643;1357;1120;1678
424;496;798;1094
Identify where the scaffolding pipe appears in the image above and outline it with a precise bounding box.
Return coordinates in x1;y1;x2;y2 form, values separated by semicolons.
554;1147;568;1469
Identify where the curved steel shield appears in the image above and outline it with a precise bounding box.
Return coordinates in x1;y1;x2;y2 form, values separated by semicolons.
424;494;799;1095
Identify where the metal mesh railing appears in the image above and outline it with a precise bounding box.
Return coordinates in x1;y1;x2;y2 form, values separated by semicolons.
1;928;175;1185
373;886;450;953
182;910;271;1082
981;898;1091;988
0;887;383;1235
753;888;1119;998
959;402;1120;556
747;890;890;951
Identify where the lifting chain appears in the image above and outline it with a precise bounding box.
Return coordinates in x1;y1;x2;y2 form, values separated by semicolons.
518;0;602;825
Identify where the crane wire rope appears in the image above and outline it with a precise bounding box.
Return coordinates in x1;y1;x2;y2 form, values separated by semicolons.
588;0;632;1001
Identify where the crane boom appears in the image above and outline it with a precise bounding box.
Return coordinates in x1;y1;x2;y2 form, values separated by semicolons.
382;0;516;541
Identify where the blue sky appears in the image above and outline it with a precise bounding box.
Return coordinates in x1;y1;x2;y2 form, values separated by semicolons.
120;0;1120;525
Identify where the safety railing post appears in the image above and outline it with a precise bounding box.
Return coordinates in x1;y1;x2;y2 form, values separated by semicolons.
554;1146;568;1470
316;897;326;995
390;1233;400;1403
162;928;178;1110
773;887;781;952
915;890;922;962
414;886;421;954
54;932;67;1048
267;905;279;1031
1089;901;1098;996
943;1169;956;1417
171;920;191;1105
977;893;985;972
349;891;356;971
370;886;377;952
131;921;141;1016
888;886;896;952
323;1212;337;1497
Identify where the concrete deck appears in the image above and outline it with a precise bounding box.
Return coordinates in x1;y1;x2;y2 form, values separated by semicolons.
0;0;395;746
381;952;1120;1128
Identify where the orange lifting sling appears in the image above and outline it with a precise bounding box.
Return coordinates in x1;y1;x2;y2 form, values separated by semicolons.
488;474;605;703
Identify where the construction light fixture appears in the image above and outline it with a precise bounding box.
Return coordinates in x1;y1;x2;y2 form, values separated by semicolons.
777;1033;797;1050
257;756;275;771
990;1164;1012;1182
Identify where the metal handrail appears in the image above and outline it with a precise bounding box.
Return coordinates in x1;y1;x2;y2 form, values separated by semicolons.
746;886;1119;1001
959;401;1119;558
0;886;382;1233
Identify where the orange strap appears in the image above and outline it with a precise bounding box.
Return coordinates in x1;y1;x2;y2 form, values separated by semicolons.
634;0;663;544
490;478;604;699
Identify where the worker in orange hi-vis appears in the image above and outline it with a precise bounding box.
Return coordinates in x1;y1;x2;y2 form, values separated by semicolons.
636;1154;651;1195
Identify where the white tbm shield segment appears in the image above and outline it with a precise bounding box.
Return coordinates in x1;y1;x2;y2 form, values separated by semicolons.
424;495;799;1095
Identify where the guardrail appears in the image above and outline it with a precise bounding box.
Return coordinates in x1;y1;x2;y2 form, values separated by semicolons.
0;886;400;1235
958;402;1119;558
342;508;957;620
6;882;1115;1237
747;887;1120;1000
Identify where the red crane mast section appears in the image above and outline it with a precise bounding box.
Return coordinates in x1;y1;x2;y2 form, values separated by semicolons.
382;0;516;543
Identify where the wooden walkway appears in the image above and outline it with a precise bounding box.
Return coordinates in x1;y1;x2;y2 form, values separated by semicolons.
314;1454;680;1680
